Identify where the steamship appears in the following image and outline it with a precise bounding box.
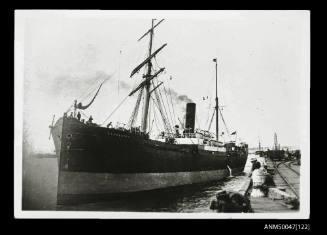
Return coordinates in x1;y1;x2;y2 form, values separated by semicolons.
50;19;248;204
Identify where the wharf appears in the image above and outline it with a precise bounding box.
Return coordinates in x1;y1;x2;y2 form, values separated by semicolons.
267;158;300;198
235;177;295;213
250;197;293;212
230;154;300;213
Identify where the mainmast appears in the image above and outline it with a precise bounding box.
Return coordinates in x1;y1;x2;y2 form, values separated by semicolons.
213;58;219;142
140;19;154;133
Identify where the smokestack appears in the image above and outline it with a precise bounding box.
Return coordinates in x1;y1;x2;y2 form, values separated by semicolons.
185;103;196;133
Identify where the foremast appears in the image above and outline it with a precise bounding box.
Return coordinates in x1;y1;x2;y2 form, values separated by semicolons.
141;19;154;133
129;19;166;134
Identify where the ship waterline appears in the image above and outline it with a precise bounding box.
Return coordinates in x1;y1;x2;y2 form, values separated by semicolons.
58;169;230;196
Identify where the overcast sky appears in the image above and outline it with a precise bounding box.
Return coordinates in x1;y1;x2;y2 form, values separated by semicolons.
16;10;310;153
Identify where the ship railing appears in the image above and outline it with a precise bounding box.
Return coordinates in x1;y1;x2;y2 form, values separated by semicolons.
157;131;175;139
183;133;196;138
194;129;214;138
115;122;128;130
130;126;142;134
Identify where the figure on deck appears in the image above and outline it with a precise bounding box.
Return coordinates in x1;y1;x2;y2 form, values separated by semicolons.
77;112;81;121
87;115;93;124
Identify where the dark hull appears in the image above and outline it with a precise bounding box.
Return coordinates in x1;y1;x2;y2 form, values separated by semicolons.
52;116;248;204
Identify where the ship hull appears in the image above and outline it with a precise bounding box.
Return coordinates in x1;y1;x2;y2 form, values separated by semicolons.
57;169;229;204
52;116;247;204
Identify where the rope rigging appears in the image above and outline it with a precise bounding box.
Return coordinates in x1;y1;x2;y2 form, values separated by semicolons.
204;95;212;128
148;67;171;127
151;96;172;136
167;80;177;126
152;87;172;134
127;86;144;128
148;96;151;131
151;98;162;133
162;82;176;127
155;82;173;132
206;103;232;142
128;88;144;128
160;85;174;128
101;95;129;126
101;47;149;128
207;108;215;132
149;118;155;134
79;110;90;120
153;55;175;127
117;50;122;96
218;105;232;141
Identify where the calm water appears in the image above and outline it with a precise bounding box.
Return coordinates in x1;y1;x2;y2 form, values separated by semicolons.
22;153;253;212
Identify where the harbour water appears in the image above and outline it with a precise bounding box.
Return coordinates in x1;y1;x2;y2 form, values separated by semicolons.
22;153;253;212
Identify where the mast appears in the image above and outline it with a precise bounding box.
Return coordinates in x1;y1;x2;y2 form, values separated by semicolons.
141;19;155;133
213;58;219;142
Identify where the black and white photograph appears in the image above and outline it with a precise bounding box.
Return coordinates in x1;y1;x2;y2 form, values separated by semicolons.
14;10;310;219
